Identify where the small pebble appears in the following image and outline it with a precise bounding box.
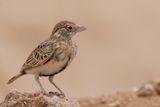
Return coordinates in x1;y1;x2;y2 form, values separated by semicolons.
136;83;155;97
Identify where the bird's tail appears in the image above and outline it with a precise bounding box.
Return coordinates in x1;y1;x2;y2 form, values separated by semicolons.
7;73;25;84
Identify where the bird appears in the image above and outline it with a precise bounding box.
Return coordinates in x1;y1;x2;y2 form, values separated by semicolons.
7;20;86;97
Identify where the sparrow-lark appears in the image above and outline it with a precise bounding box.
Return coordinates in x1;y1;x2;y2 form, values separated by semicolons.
8;21;86;97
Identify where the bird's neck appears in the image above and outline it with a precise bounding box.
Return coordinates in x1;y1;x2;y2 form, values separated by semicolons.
50;32;71;41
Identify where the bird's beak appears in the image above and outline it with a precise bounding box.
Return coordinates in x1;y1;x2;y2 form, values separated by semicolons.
76;26;86;32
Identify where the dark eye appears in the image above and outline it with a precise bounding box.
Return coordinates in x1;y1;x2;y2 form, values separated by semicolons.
67;26;72;30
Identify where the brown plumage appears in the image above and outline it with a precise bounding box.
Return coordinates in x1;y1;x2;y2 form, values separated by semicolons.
8;20;86;97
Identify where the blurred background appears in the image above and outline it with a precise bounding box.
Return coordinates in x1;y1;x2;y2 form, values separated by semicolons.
1;0;160;101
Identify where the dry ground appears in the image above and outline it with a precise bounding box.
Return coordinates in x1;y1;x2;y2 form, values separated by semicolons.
1;81;160;107
79;81;160;107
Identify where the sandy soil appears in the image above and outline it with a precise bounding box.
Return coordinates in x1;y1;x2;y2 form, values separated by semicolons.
79;81;160;107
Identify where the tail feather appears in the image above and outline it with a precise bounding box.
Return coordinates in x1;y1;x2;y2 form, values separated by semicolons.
7;73;24;84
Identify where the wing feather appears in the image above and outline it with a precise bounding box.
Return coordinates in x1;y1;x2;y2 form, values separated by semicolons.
21;39;56;71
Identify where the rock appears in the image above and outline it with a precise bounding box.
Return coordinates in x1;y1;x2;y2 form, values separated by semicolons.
0;91;81;107
133;81;157;97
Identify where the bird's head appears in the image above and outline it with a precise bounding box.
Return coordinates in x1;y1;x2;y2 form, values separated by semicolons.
51;21;86;40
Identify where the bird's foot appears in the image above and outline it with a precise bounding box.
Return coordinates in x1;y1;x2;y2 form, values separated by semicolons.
49;91;65;98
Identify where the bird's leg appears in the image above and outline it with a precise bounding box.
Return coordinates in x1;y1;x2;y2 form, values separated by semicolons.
34;75;48;95
48;76;65;97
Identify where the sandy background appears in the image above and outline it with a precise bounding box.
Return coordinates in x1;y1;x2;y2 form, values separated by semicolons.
0;0;160;101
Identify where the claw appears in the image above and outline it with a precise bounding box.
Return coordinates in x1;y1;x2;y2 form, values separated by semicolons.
49;91;65;98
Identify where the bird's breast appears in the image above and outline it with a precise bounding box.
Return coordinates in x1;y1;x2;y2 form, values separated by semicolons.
25;42;77;76
26;57;69;76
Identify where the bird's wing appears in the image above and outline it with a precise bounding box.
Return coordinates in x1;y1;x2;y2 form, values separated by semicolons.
21;39;64;72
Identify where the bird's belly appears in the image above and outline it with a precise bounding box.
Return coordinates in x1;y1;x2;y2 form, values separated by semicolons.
26;58;68;76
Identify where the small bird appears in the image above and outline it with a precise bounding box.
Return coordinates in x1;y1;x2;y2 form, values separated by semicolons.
8;21;86;96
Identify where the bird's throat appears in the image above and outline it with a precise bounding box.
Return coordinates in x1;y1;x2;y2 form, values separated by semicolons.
50;32;72;41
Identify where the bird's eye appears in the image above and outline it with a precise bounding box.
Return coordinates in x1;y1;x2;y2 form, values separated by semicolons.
67;26;72;30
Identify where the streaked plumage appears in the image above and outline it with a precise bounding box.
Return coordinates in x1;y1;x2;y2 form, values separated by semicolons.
8;20;86;97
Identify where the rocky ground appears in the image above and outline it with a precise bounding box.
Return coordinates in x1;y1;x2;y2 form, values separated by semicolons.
1;81;160;107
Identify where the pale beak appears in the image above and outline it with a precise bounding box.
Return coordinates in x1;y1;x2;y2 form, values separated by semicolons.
76;26;86;32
